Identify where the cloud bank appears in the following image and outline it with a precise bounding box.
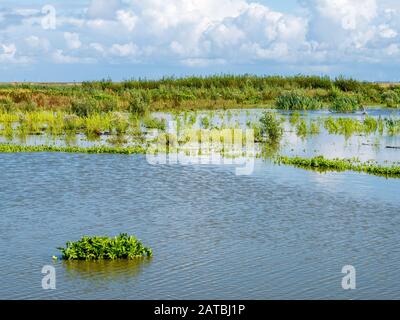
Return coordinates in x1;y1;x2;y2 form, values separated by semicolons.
0;0;400;80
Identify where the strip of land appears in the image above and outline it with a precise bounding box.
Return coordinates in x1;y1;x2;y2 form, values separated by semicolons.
1;75;399;113
1;143;399;178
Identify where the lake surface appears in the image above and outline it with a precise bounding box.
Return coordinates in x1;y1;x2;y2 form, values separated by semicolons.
1;152;399;299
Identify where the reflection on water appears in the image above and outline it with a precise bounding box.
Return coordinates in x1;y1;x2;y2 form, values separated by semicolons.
63;258;152;282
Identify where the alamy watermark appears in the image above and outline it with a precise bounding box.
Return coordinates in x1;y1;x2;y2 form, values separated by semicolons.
341;265;356;290
41;265;56;290
41;5;57;30
146;121;255;175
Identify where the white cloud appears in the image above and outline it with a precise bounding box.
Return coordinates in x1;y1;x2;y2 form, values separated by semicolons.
87;0;121;19
90;42;105;53
386;43;399;55
25;36;50;51
116;10;137;31
52;49;95;64
64;32;82;50
110;42;138;57
379;24;397;38
0;43;30;64
1;43;17;57
1;0;400;78
181;58;226;67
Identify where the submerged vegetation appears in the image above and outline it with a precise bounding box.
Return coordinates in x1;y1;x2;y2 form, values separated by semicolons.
276;156;400;178
58;233;153;260
1;75;399;179
259;112;283;143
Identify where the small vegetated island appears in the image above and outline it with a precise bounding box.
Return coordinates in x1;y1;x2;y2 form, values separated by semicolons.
58;234;152;260
1;75;400;178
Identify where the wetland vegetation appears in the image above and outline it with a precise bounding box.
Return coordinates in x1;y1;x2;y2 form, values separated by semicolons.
58;233;153;260
1;75;400;179
276;156;400;178
1;75;399;114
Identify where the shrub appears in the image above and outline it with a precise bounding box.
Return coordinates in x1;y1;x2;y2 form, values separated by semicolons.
18;101;38;112
110;112;129;135
128;92;149;115
259;112;283;142
101;96;119;113
0;97;14;112
275;92;322;110
10;91;31;103
381;91;399;108
330;96;360;113
142;116;166;130
71;98;99;117
58;233;152;260
334;76;360;92
63;114;82;131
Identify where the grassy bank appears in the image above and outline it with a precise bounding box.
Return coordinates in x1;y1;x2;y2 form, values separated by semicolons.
0;144;145;154
276;155;400;178
1;75;399;113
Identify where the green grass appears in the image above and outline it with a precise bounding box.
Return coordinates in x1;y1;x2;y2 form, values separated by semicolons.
321;116;399;137
0;144;145;154
276;155;400;178
259;112;283;143
275;92;323;110
330;96;360;113
1;75;399;113
58;233;152;260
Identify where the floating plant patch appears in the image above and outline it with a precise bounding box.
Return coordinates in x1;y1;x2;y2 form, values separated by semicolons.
57;233;153;260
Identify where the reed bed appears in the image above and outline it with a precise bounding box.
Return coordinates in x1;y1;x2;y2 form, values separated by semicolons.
1;75;399;113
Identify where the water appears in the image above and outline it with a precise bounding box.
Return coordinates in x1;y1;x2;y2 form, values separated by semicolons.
2;108;400;164
1;153;399;299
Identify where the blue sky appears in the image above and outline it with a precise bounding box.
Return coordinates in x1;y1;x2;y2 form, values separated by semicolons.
1;0;400;82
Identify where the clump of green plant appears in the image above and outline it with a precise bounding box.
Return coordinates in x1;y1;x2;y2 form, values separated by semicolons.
386;118;400;135
128;93;148;115
0;143;145;154
142;116;166;131
381;91;399;108
363;116;378;134
259;112;283;143
110;112;129;135
101;96;119;113
289;111;301;126
0;97;14;112
330;96;360;113
85;113;111;137
334;76;361;92
58;233;152;260
71;98;99;117
200;116;211;129
63;114;82;132
275;92;322;110
276;155;400;178
296;119;308;137
309;121;321;135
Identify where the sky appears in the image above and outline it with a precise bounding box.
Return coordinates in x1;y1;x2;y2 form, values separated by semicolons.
1;0;400;82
